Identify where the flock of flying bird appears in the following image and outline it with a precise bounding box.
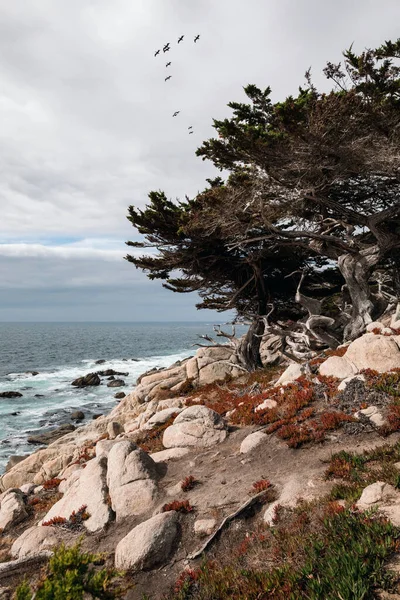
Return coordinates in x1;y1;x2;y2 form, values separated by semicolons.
154;34;201;134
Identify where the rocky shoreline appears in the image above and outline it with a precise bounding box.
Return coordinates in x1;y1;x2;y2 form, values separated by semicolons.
1;322;400;597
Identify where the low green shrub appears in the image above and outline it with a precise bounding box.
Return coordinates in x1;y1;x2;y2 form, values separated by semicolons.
15;542;121;600
170;505;400;600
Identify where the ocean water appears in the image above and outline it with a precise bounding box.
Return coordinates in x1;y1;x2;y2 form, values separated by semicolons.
0;322;242;473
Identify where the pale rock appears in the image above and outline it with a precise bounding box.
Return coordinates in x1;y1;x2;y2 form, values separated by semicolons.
186;357;199;381
359;406;385;428
240;431;268;454
196;346;234;369
95;439;119;457
107;421;123;439
59;463;82;480
0;490;28;531
393;462;400;471
139;365;186;388
114;512;179;572
356;482;398;509
33;453;74;485
58;469;83;494
194;518;217;537
198;362;236;386
381;505;400;527
255;398;278;412
156;398;184;411
11;526;72;559
166;482;183;497
40;456;111;532
19;483;35;495
319;356;358;380
276;363;308;386
150;448;190;463
337;374;366;391
107;441;158;520
344;334;400;372
163;406;227;449
0;445;76;491
366;321;384;332
145;407;183;429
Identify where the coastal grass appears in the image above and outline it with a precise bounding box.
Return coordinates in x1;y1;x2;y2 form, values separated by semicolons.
326;442;400;503
170;501;400;600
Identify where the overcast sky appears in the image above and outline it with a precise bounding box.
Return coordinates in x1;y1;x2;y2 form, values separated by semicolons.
0;0;399;321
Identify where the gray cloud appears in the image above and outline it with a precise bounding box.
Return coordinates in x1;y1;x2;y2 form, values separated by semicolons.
1;0;399;319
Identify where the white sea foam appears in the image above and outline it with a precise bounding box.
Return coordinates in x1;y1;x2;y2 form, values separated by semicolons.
0;348;193;472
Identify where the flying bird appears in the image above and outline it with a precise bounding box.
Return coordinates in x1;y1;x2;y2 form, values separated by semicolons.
165;75;172;81
154;49;161;57
189;131;194;134
163;43;170;53
194;35;200;43
166;61;171;67
178;35;184;43
172;111;180;117
188;126;193;129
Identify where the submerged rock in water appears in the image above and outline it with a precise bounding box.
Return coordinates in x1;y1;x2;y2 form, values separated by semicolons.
95;359;106;364
97;369;129;377
0;391;23;399
71;373;100;387
27;424;76;445
70;410;85;421
114;392;126;399
107;379;125;388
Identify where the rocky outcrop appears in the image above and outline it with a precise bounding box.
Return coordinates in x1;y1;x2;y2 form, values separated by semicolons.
107;441;158;520
40;456;111;532
163;406;227;449
0;490;28;531
276;363;308;386
71;373;101;387
27;424;76;446
319;333;400;379
0;445;76;491
344;334;400;372
143;407;182;429
114;512;179;572
11;526;74;560
319;356;358;379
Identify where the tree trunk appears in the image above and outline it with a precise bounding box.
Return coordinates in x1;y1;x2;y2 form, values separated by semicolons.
338;252;377;341
237;317;265;371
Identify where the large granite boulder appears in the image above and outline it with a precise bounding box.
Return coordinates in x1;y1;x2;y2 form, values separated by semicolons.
11;526;74;559
0;490;28;531
319;355;358;380
344;334;400;373
163;405;227;449
107;441;158;520
40;456;111;532
114;512;179;572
